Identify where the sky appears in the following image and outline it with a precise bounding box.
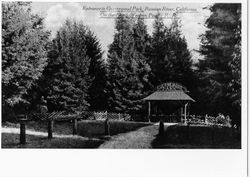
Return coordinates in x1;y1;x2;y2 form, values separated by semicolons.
31;2;211;61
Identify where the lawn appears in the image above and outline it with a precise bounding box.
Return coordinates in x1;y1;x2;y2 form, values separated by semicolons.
2;121;240;149
100;123;241;149
153;124;241;148
77;119;152;137
1;120;152;148
2;120;74;135
2;121;105;148
2;132;104;148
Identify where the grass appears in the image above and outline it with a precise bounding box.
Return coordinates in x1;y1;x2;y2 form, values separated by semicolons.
2;120;240;149
2;120;104;148
100;123;241;149
77;120;152;137
2;120;74;135
152;124;241;149
1;120;152;148
2;133;104;148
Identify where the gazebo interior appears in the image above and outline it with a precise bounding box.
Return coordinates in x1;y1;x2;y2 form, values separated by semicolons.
148;100;190;122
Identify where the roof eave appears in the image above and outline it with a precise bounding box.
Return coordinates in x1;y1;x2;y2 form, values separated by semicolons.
144;99;195;102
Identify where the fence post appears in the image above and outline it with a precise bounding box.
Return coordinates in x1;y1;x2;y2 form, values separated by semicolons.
105;111;108;120
48;119;54;139
73;119;78;135
159;119;164;137
104;118;110;136
19;115;27;145
205;114;208;125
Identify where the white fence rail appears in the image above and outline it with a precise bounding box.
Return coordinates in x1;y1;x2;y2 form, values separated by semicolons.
93;111;131;121
187;114;231;127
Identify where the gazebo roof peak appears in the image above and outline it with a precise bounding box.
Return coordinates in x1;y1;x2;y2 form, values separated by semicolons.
144;90;195;102
144;82;195;102
156;82;188;92
156;90;189;93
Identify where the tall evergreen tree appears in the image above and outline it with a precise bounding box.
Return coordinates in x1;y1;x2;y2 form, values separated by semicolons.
197;3;241;125
40;20;91;112
228;5;241;109
149;13;194;91
86;31;108;111
107;14;151;113
148;13;167;86
133;15;153;93
2;2;50;118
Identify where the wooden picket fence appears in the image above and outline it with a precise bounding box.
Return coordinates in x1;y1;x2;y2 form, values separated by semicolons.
18;112;81;144
92;111;131;121
186;115;231;127
28;111;131;121
29;111;65;120
17;110;132;145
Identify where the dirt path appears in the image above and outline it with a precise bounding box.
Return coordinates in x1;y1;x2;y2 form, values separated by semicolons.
99;123;177;149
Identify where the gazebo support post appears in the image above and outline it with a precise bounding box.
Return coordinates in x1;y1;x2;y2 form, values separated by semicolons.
180;106;183;122
148;101;151;122
184;103;188;124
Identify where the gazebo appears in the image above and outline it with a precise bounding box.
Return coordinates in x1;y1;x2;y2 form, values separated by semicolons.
143;83;195;123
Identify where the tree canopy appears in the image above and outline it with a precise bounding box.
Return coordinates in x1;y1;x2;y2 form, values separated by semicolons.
148;13;194;91
107;14;151;113
40;20;91;112
197;3;241;124
2;2;50;107
86;31;108;111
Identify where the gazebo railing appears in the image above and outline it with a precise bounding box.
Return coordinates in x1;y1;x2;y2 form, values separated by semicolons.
149;114;181;122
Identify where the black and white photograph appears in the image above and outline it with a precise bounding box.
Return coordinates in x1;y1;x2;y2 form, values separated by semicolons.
0;0;248;176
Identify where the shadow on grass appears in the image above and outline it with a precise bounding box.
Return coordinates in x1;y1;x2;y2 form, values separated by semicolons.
151;124;241;149
2;120;152;149
2;121;76;135
77;120;152;137
2;133;104;149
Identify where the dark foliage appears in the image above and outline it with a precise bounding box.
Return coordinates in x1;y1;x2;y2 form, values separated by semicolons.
86;31;108;111
106;14;151;113
2;2;50;120
148;13;195;93
37;20;91;113
196;3;241;125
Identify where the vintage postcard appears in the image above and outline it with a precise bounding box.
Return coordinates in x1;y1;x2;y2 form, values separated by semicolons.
0;0;248;177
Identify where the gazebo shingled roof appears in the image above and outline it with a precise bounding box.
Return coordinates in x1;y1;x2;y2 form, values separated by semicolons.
144;91;195;102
